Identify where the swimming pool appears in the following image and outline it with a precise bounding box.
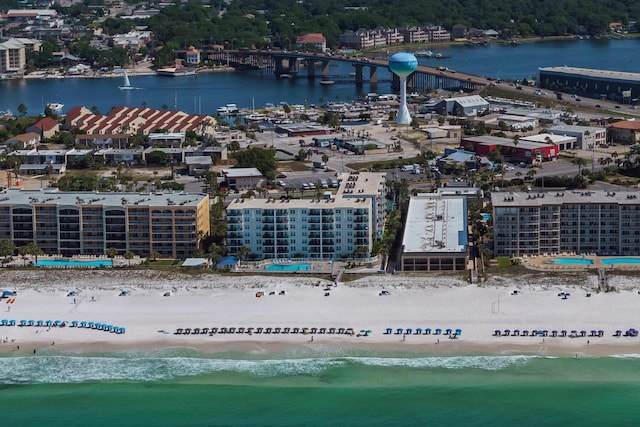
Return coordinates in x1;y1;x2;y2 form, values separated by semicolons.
548;258;594;265
481;213;491;221
35;259;113;268
601;258;640;265
264;263;311;272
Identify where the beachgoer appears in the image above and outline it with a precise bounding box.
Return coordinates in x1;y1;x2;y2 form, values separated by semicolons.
437;339;440;344
33;349;36;354
587;340;590;346
73;298;76;304
51;341;54;346
310;336;314;342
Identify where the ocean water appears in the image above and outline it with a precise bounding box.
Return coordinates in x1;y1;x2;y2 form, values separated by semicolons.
2;349;640;426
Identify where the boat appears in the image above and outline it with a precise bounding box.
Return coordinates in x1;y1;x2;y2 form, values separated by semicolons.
217;104;239;116
118;70;137;90
320;80;335;85
414;50;433;57
156;66;197;77
279;74;292;79
46;103;64;114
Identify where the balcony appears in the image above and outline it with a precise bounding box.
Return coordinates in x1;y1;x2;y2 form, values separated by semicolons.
262;225;275;231
264;240;275;246
322;232;334;238
263;232;274;238
277;240;289;246
322;224;334;231
354;216;368;222
321;218;334;224
276;225;289;231
309;239;321;246
309;232;321;238
276;232;288;238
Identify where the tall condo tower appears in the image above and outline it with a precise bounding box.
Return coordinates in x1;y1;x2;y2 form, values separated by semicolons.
388;52;418;125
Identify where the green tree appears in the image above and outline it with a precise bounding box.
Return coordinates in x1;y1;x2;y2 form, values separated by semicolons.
124;250;134;266
231;147;277;179
0;239;15;259
17;103;27;117
106;247;118;259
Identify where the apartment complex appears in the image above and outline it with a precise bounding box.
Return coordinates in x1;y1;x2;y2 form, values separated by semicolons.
399;194;468;271
0;38;26;74
226;172;386;260
0;189;210;259
492;190;640;257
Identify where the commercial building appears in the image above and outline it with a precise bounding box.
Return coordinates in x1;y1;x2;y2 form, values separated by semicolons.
492;190;640;257
226;172;386;260
609;120;640;144
399;194;468;271
546;124;607;150
431;95;489;117
222;168;265;190
539;66;640;101
461;135;559;163
519;133;577;151
0;189;210;259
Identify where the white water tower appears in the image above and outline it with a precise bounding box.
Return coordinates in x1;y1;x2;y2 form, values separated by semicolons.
388;52;418;125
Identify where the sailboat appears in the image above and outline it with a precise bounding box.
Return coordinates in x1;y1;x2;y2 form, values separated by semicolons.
118;70;138;90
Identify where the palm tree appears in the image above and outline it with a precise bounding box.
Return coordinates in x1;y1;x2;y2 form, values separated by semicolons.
237;246;251;266
124;250;134;266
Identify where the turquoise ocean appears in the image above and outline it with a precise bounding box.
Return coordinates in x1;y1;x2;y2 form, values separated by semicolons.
2;348;640;426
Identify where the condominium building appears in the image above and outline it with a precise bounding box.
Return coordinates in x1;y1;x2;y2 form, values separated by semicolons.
0;189;210;259
399;194;468;271
0;38;26;74
492;190;640;257
226;172;386;260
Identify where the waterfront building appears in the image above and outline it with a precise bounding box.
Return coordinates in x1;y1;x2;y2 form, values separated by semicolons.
473;113;539;131
295;33;327;52
185;46;201;64
609;120;640;144
226;172;386;260
0;189;210;258
0;38;26;75
546;124;607;150
539;66;640;101
399;194;468;272
492;190;640;257
2;132;40;149
65;106;216;137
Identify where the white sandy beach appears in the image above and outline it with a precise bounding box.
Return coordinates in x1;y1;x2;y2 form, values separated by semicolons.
1;269;640;357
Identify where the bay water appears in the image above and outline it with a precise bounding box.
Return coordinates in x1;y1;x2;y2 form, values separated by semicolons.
1;38;639;117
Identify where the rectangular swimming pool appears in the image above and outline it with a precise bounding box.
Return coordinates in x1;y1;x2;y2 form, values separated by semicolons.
264;263;311;272
601;258;640;265
548;258;594;265
35;259;113;268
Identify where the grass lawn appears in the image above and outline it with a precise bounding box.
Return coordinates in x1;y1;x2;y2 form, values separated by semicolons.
496;257;512;268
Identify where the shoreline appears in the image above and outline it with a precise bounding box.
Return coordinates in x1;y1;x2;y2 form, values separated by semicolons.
2;269;640;358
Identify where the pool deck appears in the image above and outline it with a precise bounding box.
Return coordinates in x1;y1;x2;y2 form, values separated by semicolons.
521;254;640;272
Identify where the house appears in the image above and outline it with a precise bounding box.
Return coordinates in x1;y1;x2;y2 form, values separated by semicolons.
148;132;185;148
185;45;200;64
451;24;467;39
27;118;60;139
222;168;264;190
74;134;130;149
185;156;212;175
295;33;326;52
609;120;640;144
2;132;40;149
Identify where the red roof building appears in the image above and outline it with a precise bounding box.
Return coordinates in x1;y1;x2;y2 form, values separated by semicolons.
295;33;327;52
610;120;640;144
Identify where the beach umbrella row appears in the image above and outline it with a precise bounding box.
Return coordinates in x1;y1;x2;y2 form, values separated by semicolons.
174;326;355;335
493;329;610;337
0;318;125;334
72;321;125;334
385;327;461;336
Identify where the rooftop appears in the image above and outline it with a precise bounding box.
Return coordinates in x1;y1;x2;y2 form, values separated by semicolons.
402;194;467;254
0;189;208;208
336;172;386;197
226;195;370;209
539;66;640;83
492;190;640;207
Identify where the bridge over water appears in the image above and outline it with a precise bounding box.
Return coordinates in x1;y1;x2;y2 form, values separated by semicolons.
197;50;489;94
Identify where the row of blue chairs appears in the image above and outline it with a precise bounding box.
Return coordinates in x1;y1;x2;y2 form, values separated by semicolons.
175;326;354;335
0;318;125;334
71;321;125;334
384;327;462;336
493;329;605;337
